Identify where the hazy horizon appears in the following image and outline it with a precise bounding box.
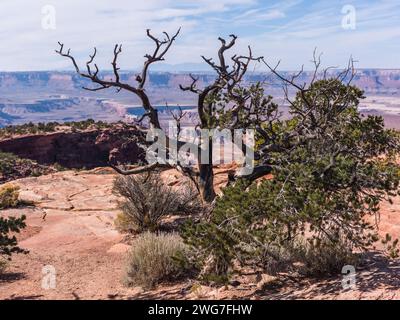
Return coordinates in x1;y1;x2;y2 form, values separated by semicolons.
1;66;400;73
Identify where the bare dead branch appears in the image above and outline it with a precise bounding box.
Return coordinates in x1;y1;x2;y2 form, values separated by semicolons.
56;28;180;129
137;28;181;89
110;163;173;175
86;47;97;76
112;44;123;83
179;74;202;94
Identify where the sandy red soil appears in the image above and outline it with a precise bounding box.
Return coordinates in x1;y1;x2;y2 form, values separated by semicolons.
0;169;400;300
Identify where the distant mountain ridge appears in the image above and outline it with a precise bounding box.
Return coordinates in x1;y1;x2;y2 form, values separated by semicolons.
0;69;399;127
1;69;399;95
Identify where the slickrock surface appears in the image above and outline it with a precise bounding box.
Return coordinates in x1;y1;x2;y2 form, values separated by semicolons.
0;169;400;300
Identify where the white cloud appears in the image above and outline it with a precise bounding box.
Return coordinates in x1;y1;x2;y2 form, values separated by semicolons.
0;0;260;70
0;0;398;71
233;8;286;22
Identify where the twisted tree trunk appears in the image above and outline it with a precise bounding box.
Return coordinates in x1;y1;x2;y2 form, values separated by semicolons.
198;163;216;203
197;135;217;203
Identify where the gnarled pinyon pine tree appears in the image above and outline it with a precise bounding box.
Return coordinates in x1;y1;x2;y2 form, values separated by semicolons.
56;30;271;203
181;55;400;279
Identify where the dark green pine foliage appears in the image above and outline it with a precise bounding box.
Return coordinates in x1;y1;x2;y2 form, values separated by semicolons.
0;215;28;260
181;79;400;281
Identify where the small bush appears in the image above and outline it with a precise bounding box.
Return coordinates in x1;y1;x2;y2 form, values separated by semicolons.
0;259;7;274
0;184;20;209
381;234;400;259
0;152;20;177
0;152;52;183
124;232;191;288
113;173;202;233
53;163;67;172
258;244;294;276
293;238;359;276
175;184;204;215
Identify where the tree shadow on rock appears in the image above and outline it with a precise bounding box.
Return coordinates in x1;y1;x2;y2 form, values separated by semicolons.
245;252;400;300
0;272;26;284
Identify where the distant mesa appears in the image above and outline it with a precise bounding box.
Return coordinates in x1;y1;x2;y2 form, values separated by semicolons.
0;69;399;127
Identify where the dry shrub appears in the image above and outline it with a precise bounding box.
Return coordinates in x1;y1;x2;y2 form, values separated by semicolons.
0;259;7;274
114;211;137;234
175;184;204;215
124;232;191;288
258;238;359;277
113;172;202;233
293;238;359;276
0;184;20;209
258;244;294;276
381;233;400;259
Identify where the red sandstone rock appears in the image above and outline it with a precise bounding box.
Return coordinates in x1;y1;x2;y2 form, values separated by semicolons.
0;127;146;169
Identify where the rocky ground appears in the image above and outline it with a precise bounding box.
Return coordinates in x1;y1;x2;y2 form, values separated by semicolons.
0;168;400;300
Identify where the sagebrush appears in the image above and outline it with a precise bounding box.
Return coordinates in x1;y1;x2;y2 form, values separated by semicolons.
0;184;20;209
124;232;191;288
113;173;202;233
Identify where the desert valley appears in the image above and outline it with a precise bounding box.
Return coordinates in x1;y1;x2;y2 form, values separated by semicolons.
1;69;400;128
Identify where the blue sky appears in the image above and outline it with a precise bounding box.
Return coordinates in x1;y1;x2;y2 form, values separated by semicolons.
0;0;399;71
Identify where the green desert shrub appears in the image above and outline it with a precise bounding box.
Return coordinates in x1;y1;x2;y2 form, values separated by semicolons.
381;234;400;259
0;215;28;262
0;152;20;177
124;232;191;288
0;119;116;138
0;152;51;183
0;184;20;209
113;173;202;233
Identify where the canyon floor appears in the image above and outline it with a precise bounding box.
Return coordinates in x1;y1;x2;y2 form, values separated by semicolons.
1;169;400;300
